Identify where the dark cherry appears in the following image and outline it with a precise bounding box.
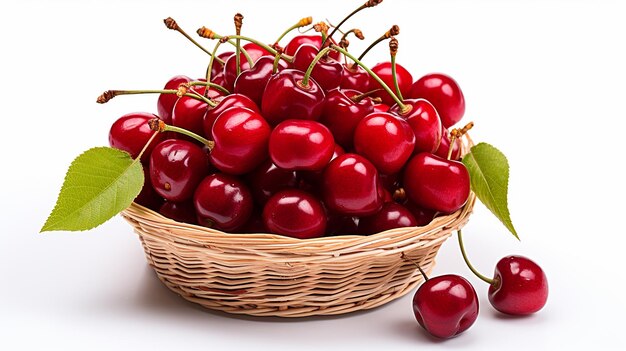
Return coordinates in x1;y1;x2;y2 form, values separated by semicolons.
109;112;164;163
157;75;191;123
283;34;341;61
292;44;343;92
403;152;470;213
353;112;415;174
319;88;375;149
489;255;548;315
325;214;359;236
246;160;298;205
209;106;271;175
409;73;465;128
434;127;462;160
261;69;325;125
149;139;210;202
413;274;479;339
404;201;437;227
193;173;253;231
222;43;268;92
340;64;369;92
233;55;289;107
239;210;267;233
269;119;335;171
369;61;413;106
358;202;417;235
135;165;164;210
203;93;260;140
158;201;197;224
172;86;222;139
322;153;384;216
262;189;326;239
389;99;442;154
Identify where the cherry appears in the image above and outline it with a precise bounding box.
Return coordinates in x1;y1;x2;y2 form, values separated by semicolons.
358;202;417;234
202;93;260;140
373;103;390;113
222;43;268;91
404;201;437;227
234;55;289;107
246;160;298;206
158;201;197;224
296;143;345;191
322;153;384;216
269;119;335;171
412;274;479;339
109;112;164;163
211;51;234;80
261;69;325;125
409;73;465;128
262;189;326;239
319;89;374;150
489;256;549;315
353;112;415;175
369;61;413;106
403;152;470;213
292;44;343;92
193;173;253;231
172;86;221;139
209;106;271;175
135;165;164;210
340;64;369;92
284;34;341;61
389;99;442;154
157;75;192;123
149;139;210;202
434;127;462;161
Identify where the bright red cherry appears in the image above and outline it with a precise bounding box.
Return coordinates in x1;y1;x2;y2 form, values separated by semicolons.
172;86;222;139
209;107;271;175
389;99;442;154
283;34;341;61
353;112;415;174
489;255;548;315
409;73;465;128
234;55;288;107
262;189;326;239
193;173;253;231
373;103;390;113
149;139;210;202
322;153;384;216
203;94;260;140
413;274;479;339
403;152;470;213
358;202;417;234
109;112;164;163
369;61;413;106
261;69;325;125
157;75;191;123
434;127;462;160
292;44;343;92
222;43;268;92
158;201;197;224
319;89;374;149
269;119;335;171
246;160;298;205
211;51;234;79
340;63;369;92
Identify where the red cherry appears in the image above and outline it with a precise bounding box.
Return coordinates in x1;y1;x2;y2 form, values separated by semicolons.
209;107;271;175
202;94;260;140
292;44;343;92
109;112;164;163
489;255;548;315
403;152;470;213
211;51;234;79
322;153;384;216
413;275;479;339
340;64;369;92
319;89;374;149
149;139;210;202
389;99;443;154
404;201;437;227
283;34;341;61
373;103;390;113
358;202;417;234
269;119;335;171
157;75;191;123
369;61;413;106
158;201;197;224
246;160;298;206
193;173;253;231
261;69;325;125
172;86;222;139
353;112;415;174
222;43;268;92
233;55;288;107
434;127;462;160
262;189;326;239
409;73;465;128
135;165;164;210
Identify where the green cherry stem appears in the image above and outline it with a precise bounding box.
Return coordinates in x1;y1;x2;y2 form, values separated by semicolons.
149;119;215;150
196;27;254;67
187;81;230;95
96;89;216;107
205;38;225;84
330;44;409;113
457;230;494;285
272;52;282;74
227;34;294;63
389;37;404;101
273;17;313;46
163;17;225;65
135;131;161;162
301;46;332;87
321;0;383;47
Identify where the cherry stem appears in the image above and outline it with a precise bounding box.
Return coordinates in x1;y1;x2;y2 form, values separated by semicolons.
350;89;383;102
234;13;243;76
402;253;429;281
272;53;282;74
357;24;399;62
322;0;382;47
457;230;494;285
273;17;313;46
201;31;294;63
148;119;215;150
135;131;161;162
163;17;225;65
205;38;225;84
447;122;474;160
302;46;332;87
187;81;230;95
331;45;408;113
197;27;254;67
96;89;216;107
389;38;404;101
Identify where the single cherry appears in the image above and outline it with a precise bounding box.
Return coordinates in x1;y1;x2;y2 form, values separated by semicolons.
270;120;334;171
233;55;289;107
246;160;298;206
369;61;413;106
292;44;343;92
261;69;325;125
409;73;465;128
157;75;192;123
340;63;369;92
158;201;197;224
202;93;260;140
489;255;549;315
358;202;417;234
404;201;437;227
222;43;268;91
389;99;443;154
284;34;341;61
172;86;221;139
262;189;326;239
193;173;253;231
434;127;462;161
109;112;164;163
319;88;375;149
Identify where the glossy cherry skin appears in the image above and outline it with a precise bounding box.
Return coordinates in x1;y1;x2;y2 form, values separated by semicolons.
269;119;335;171
322;153;384;216
409;73;465;128
211;51;234;79
369;61;413;106
135;165;164;210
109;112;164;163
489;255;548;315
262;189;326;239
340;64;369;92
413;275;479;339
292;44;343;92
193;173;253;231
319;89;375;149
234;55;289;107
246;160;298;205
203;94;260;140
149;139;210;202
353;112;416;175
209;107;271;175
172;86;222;139
373;103;390;113
389;99;443;154
157;75;192;124
403;152;470;213
261;69;325;125
358;202;417;235
158;201;197;224
283;34;341;61
434;127;462;160
222;43;269;92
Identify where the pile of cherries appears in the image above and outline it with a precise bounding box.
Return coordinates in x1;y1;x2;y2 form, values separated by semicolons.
102;0;547;340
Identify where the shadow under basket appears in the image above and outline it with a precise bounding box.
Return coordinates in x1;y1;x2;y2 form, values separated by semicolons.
120;137;476;318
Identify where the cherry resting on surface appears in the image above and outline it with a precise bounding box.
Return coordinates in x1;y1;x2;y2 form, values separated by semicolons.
489;255;549;315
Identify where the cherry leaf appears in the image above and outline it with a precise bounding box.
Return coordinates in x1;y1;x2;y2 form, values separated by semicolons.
462;142;519;239
41;147;144;232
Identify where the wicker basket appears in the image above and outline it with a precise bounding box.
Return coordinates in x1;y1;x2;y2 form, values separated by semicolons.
120;136;476;318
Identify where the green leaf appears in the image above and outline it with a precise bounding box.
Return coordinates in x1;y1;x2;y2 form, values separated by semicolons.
462;143;519;239
41;147;144;232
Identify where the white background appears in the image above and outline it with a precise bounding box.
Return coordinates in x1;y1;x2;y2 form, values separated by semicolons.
1;0;625;349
